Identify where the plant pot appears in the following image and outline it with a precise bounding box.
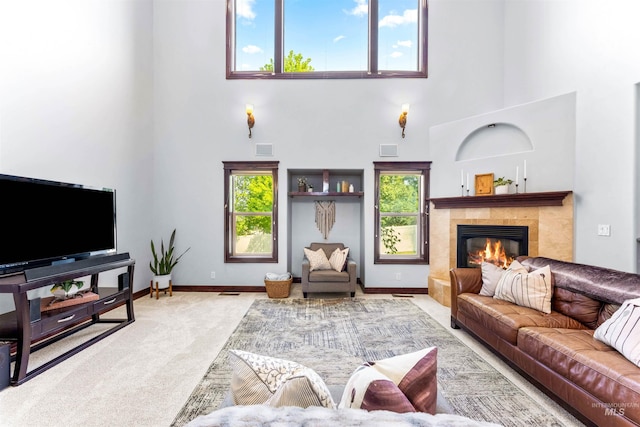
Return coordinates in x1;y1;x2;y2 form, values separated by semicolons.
494;185;509;195
298;184;306;192
153;274;172;290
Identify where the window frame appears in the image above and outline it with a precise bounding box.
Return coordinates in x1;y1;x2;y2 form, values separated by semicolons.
373;161;431;264
223;161;279;263
226;0;428;79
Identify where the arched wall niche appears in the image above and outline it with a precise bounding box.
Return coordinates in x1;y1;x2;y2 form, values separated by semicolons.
455;122;533;161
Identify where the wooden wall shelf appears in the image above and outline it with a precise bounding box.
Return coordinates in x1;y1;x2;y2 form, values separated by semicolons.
288;191;363;198
430;191;572;209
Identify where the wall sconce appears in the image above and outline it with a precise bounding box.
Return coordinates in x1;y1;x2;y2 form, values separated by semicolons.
399;103;410;138
246;104;255;138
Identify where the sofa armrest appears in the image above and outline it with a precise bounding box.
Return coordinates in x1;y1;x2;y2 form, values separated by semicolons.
449;268;482;326
302;258;311;285
346;258;356;286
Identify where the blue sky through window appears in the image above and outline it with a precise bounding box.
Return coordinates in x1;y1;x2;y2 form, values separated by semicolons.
234;0;419;72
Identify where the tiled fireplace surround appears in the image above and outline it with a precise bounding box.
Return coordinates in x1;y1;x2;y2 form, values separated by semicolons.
428;192;574;307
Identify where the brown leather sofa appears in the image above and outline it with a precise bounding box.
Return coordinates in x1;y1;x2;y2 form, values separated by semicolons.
450;257;640;427
302;242;357;298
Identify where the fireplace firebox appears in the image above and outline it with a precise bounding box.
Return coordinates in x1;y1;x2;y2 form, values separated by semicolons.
457;225;528;268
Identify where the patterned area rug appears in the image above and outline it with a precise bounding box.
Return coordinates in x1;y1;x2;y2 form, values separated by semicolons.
172;298;570;427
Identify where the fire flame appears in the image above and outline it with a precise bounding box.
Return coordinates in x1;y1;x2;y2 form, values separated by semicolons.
468;238;514;268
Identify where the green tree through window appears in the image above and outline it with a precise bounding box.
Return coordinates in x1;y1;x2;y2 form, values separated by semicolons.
260;50;315;72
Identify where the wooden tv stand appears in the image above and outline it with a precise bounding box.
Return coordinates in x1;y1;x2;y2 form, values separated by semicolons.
0;253;135;385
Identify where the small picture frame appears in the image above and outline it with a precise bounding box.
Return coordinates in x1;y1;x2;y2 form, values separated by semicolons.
475;173;494;196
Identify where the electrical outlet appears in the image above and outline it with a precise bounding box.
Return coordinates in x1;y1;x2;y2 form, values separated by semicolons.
210;271;216;279
395;273;402;281
597;224;611;236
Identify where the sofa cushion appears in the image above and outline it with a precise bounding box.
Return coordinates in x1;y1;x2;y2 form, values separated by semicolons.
594;297;640;367
517;327;640;422
228;350;335;409
494;261;553;314
303;247;332;271
552;287;603;329
457;294;587;345
308;269;350;282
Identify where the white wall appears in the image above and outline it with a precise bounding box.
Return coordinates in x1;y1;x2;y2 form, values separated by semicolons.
152;0;506;288
503;0;640;272
0;0;154;313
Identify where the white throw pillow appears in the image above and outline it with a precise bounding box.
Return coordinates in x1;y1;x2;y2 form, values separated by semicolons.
328;247;349;272
493;260;553;314
479;262;505;297
594;297;640;368
228;349;336;409
303;248;331;271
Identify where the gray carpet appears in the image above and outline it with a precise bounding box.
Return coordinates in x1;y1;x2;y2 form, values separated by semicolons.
172;298;568;427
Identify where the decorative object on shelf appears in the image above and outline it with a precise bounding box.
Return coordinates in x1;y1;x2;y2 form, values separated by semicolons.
308;185;314;192
493;177;513;195
50;279;85;300
474;173;494;196
349;184;354;193
399;103;410;138
298;177;307;192
246;104;255;138
523;160;527;193
341;180;349;193
149;229;190;292
315;201;336;239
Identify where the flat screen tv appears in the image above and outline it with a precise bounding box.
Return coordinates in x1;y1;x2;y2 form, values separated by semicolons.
0;173;117;276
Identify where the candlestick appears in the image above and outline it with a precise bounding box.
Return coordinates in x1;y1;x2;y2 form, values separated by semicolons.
461;169;464;187
523;160;527;179
461;184;465;197
515;183;519;194
466;173;469;192
516;166;519;185
524;177;527;193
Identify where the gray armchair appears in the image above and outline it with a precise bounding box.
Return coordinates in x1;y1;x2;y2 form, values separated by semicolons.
302;242;357;298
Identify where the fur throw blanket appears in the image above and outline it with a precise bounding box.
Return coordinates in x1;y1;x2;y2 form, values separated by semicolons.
186;404;501;427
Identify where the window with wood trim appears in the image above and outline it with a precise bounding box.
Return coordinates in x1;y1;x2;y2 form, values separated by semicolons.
223;161;279;263
227;0;428;79
374;161;430;264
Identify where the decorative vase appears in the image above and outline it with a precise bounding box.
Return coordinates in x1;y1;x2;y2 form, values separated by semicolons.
298;184;306;192
494;185;509;195
153;274;172;290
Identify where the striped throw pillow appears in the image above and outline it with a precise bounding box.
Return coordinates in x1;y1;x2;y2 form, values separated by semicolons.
594;297;640;368
494;260;553;314
228;350;335;409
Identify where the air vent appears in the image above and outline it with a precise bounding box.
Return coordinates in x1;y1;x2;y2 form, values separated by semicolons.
379;144;398;157
255;143;274;157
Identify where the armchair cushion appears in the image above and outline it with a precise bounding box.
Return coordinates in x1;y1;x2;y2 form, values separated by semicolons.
329;247;350;272
303;247;332;271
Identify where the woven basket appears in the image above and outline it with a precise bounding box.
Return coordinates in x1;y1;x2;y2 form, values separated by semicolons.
264;278;292;298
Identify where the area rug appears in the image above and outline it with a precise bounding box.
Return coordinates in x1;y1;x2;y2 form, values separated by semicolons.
172;298;571;427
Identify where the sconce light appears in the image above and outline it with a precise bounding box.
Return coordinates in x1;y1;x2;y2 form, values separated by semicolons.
399;103;410;138
246;104;255;138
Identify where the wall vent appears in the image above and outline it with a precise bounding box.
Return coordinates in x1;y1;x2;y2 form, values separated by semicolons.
255;143;274;157
379;144;398;157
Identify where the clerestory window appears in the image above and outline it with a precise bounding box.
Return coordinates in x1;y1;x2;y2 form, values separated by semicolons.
227;0;428;79
223;161;279;263
374;161;430;264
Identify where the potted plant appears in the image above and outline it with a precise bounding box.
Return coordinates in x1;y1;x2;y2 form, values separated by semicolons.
150;229;190;290
297;177;307;192
493;177;513;195
50;279;85;300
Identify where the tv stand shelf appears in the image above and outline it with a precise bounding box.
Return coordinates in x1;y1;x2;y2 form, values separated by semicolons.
0;253;135;385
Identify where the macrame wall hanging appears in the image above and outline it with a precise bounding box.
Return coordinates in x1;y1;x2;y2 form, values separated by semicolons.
315;200;336;239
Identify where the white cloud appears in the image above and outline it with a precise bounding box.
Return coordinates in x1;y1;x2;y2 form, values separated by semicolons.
236;0;256;20
379;9;417;28
344;0;368;17
397;40;412;48
242;45;263;54
334;35;346;43
390;52;403;58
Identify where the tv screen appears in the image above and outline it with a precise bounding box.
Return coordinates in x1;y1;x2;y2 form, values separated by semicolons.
0;174;117;275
